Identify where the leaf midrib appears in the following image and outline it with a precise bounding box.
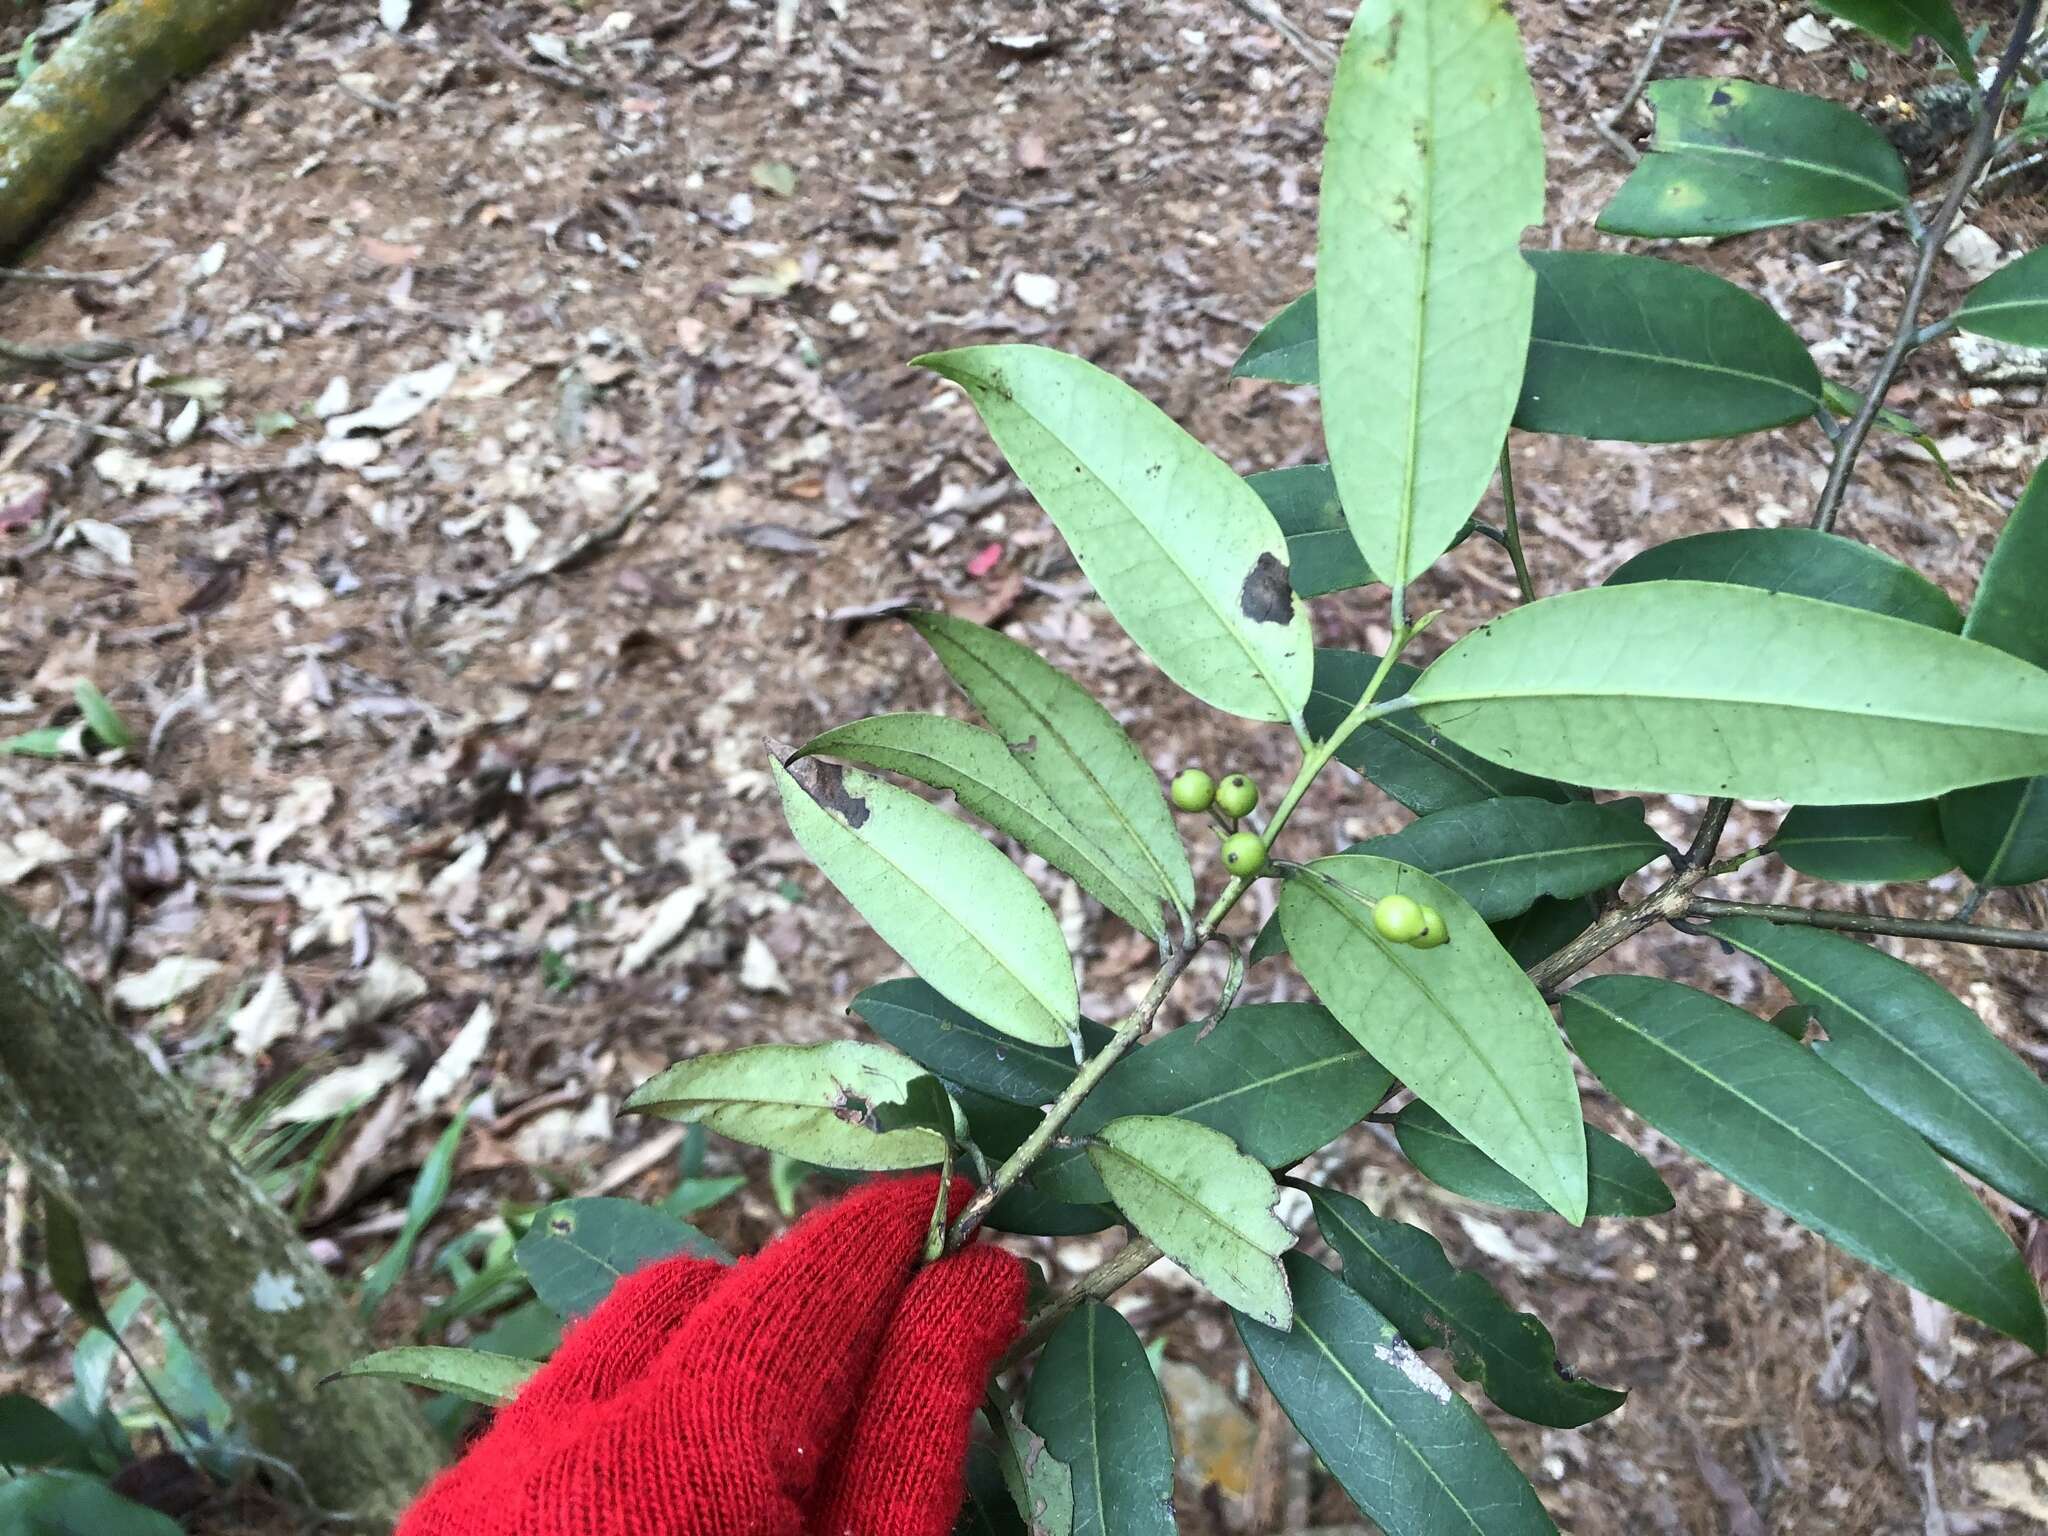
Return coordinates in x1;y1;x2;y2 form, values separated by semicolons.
1528;331;1819;398
1414;680;2048;738
1651;136;1904;206
1091;1139;1282;1261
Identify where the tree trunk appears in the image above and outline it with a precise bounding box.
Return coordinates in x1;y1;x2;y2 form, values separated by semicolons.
0;897;443;1528
0;0;286;255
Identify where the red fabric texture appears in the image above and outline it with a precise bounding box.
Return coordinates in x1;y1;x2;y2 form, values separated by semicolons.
397;1175;1026;1536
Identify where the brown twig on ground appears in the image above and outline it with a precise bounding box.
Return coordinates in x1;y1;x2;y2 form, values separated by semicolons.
0;253;163;287
1597;0;1685;163
0;336;135;375
1226;0;1335;72
432;489;664;614
481;29;607;98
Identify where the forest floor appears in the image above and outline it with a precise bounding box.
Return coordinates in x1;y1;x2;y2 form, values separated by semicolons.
2;0;2047;1531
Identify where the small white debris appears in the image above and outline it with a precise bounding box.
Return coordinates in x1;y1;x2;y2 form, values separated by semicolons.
315;955;428;1034
64;519;133;567
1785;14;1834;52
417;1001;495;1109
1944;224;2004;284
317;436;385;470
230;971;304;1057
112;956;225;1011
503;505;542;563
1375;1338;1454;1403
0;828;72;886
618;886;709;975
327;359;458;437
272;1049;408;1123
739;934;790;994
250;1271;305;1313
1012;271;1060;311
313;376;353;419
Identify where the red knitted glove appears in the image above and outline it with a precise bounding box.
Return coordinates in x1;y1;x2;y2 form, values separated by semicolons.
398;1175;1025;1536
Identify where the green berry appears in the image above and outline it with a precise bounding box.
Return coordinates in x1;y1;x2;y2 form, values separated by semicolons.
1373;894;1426;944
1412;906;1450;949
1215;773;1260;819
1170;769;1216;813
1220;831;1268;878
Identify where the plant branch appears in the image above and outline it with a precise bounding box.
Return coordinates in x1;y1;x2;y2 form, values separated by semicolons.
1685;897;2048;953
1226;0;1335;71
1496;444;1536;603
1811;0;2042;533
1683;797;1733;869
999;1239;1163;1371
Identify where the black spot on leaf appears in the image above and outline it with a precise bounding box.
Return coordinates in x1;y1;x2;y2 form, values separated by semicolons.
1240;553;1297;625
792;757;871;828
1710;87;1732;107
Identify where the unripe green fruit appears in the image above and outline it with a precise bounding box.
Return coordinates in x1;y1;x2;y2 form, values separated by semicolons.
1373;894;1426;944
1413;906;1450;949
1171;769;1216;813
1215;772;1260;819
1221;832;1267;878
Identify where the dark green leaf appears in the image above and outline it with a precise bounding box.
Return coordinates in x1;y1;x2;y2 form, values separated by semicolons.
0;1394;94;1471
1774;802;1956;884
1564;975;2045;1348
904;612;1193;922
1247;463;1375;597
1393;1101;1675;1218
1822;379;1955;487
1238;1254;1558;1536
0;1471;187;1536
1606;528;1962;631
1320;0;1545;592
1023;1303;1176;1536
1490;895;1600;971
916;346;1313;724
1309;1186;1625;1428
852;980;1112;1108
1811;0;1973;71
328;1347;539;1406
1282;857;1588;1223
1232;290;1318;384
516;1197;729;1320
1709;918;2048;1217
1308;650;1572;816
957;1442;1029;1536
40;1197;110;1336
1411;582;2048;804
360;1108;467;1315
949;1087;1116;1237
774;758;1079;1048
1088;1116;1294;1327
1345;796;1667;922
1034;1003;1393;1204
1518;251;1823;440
799;714;1171;938
1598;79;1907;237
1940;462;2048;885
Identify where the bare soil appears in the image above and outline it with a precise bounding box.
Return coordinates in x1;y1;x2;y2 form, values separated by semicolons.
2;1;2046;1531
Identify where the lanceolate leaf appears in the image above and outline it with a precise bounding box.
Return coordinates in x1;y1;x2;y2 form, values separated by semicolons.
1598;79;1908;237
1940;463;2048;885
1822;379;1956;485
515;1198;729;1320
1564;975;2046;1348
850;979;1112;1108
1393;1101;1676;1218
915;347;1313;724
1318;0;1544;592
773;757;1077;1047
904;612;1193;920
1232;290;1319;384
1606;528;1962;631
1308;650;1572;816
1280;856;1588;1223
1774;802;1956;884
1709;918;2048;1217
0;1472;189;1535
798;714;1169;938
1411;582;2048;804
988;1386;1075;1536
1023;1304;1177;1536
622;1041;953;1171
1811;0;1973;71
1247;463;1375;597
1310;1186;1626;1428
330;1347;539;1406
1238;1254;1559;1536
1518;251;1822;440
1345;796;1667;922
1088;1116;1294;1327
1035;1003;1393;1204
1957;248;2048;348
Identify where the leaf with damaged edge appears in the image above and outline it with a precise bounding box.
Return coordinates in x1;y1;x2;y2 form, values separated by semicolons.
904;612;1193;921
514;1198;730;1321
1280;855;1588;1223
1087;1116;1294;1327
772;757;1077;1047
1024;1304;1175;1536
1318;0;1545;590
1310;1185;1626;1428
916;346;1313;723
798;713;1169;938
1564;974;2046;1348
1238;1254;1559;1536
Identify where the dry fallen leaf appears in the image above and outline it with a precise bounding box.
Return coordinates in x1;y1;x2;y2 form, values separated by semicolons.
111;956;225;1011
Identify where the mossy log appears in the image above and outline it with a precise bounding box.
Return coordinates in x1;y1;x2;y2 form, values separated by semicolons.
0;896;442;1527
0;0;285;254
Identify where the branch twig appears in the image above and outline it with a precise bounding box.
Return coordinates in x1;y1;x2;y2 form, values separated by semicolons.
999;1239;1163;1371
1685;897;2048;953
1597;0;1685;163
1811;0;2044;533
1227;0;1336;71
